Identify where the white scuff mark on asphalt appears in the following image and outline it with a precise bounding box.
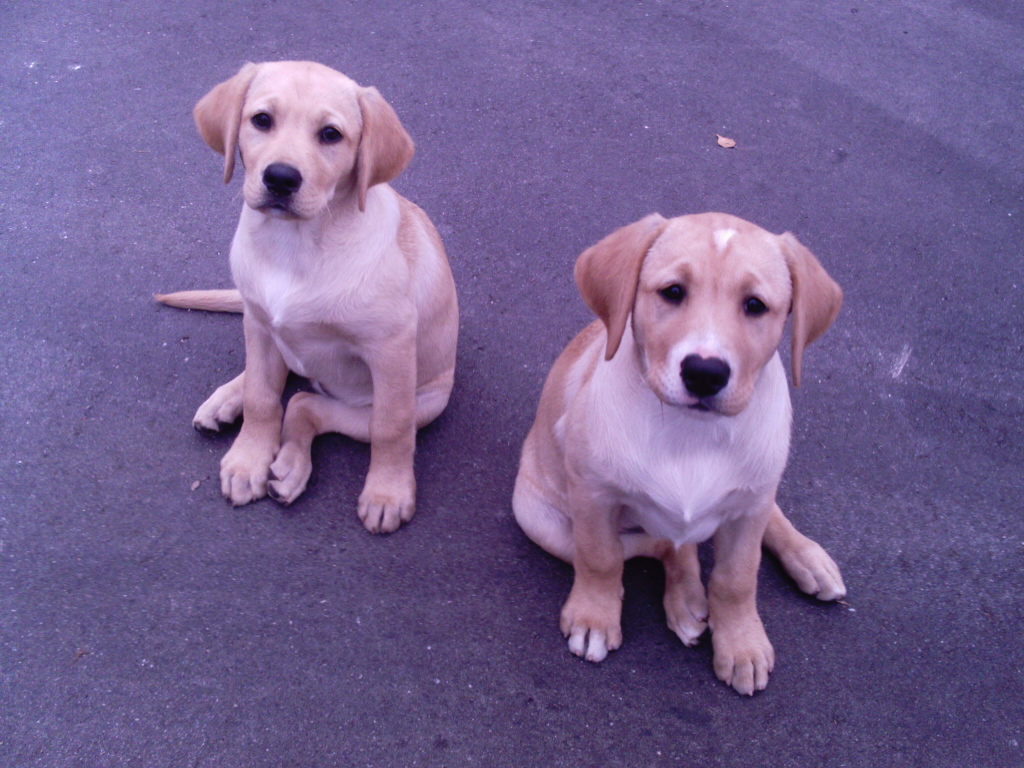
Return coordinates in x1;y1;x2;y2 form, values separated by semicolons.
891;344;912;379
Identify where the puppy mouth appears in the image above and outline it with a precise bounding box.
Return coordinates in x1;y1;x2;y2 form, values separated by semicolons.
253;198;302;219
685;393;750;418
686;398;721;415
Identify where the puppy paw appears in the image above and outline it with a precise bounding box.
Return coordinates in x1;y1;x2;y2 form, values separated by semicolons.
357;472;416;534
711;619;775;696
560;589;623;663
193;386;243;432
779;539;847;601
664;582;708;647
219;438;275;506
267;442;313;505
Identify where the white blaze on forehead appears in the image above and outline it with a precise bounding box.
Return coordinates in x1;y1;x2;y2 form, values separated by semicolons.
713;228;737;252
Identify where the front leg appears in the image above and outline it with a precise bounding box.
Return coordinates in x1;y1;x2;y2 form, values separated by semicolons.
220;311;288;506
709;508;774;696
358;332;418;534
560;480;625;663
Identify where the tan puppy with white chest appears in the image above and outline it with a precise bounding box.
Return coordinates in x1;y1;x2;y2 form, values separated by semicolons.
158;61;458;534
513;212;845;695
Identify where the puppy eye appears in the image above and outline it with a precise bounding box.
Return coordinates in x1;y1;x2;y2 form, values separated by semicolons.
251;112;273;131
744;297;769;316
319;126;343;144
658;284;686;304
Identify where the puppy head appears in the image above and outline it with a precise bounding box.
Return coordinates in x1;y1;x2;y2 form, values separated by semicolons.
193;61;414;218
576;212;842;416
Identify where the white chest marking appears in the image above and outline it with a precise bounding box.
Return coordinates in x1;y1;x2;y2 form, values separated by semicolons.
578;339;790;547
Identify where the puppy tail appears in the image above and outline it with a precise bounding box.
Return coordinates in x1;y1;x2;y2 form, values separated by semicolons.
154;289;243;313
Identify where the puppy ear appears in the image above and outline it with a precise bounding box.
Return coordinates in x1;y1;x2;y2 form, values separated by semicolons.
193;62;259;184
355;87;415;212
575;214;667;360
779;232;843;386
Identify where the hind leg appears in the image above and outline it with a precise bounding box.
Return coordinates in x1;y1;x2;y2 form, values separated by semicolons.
267;373;454;527
193;372;245;431
763;503;846;601
512;467;574;563
622;536;708;646
267;391;370;506
657;542;708;647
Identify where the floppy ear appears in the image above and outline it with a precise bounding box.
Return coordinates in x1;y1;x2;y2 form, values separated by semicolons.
778;232;843;386
355;87;415;212
193;62;259;184
574;213;668;360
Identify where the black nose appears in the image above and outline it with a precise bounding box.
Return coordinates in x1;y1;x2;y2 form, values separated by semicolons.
263;163;303;197
682;355;731;398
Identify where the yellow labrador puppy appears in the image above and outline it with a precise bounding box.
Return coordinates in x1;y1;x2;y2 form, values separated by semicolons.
513;212;845;695
158;61;458;534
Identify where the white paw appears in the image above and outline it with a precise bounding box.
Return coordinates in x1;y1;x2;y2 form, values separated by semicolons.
357;475;416;534
781;540;847;601
663;573;709;647
559;588;623;663
567;627;614;662
267;443;313;505
219;438;275;506
711;620;775;696
193;387;243;432
665;596;709;647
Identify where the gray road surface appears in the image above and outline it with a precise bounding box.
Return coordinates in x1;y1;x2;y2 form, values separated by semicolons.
2;2;1022;766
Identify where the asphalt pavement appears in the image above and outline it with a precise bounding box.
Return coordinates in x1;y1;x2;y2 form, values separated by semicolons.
2;2;1022;766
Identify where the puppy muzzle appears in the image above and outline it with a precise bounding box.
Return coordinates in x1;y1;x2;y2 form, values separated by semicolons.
256;163;304;215
682;354;731;412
